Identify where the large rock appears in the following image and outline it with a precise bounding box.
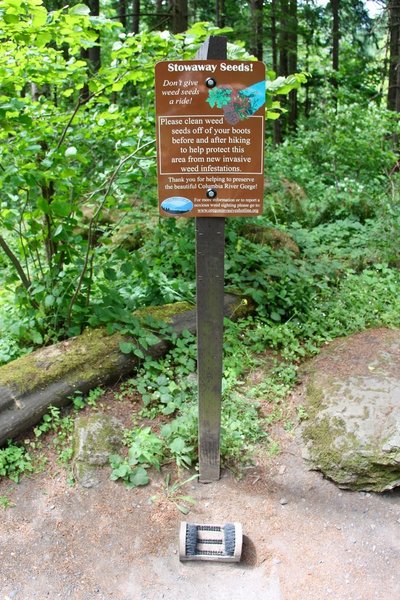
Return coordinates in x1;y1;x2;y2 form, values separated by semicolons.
300;328;400;492
72;413;124;488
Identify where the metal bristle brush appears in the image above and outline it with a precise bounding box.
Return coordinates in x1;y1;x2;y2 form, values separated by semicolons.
179;522;243;562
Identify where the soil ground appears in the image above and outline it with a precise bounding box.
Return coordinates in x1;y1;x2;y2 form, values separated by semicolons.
1;330;400;600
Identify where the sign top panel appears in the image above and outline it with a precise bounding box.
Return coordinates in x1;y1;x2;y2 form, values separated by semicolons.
155;60;266;218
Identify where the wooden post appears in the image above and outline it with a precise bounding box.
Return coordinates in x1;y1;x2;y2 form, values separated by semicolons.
155;37;265;481
195;36;227;483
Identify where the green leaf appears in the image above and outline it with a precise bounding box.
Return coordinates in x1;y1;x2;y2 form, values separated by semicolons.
103;267;117;281
266;111;281;120
130;466;149;487
133;348;145;359
31;331;43;344
169;437;186;453
32;6;47;28
35;31;51;47
110;463;130;480
121;262;133;276
44;295;55;308
119;342;133;354
53;224;63;238
270;311;282;322
65;146;77;157
69;4;91;16
51;201;71;217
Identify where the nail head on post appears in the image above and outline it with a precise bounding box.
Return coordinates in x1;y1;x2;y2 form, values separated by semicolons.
205;77;217;89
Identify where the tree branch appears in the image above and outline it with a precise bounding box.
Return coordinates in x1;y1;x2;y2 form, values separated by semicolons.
65;139;155;328
0;235;39;308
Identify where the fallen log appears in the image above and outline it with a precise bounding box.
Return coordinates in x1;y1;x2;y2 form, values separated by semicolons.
0;294;251;446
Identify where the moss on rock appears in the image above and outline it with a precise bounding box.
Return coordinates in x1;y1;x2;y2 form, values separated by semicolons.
72;413;124;488
301;372;400;492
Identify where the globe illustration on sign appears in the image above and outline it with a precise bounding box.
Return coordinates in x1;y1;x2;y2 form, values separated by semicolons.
161;197;193;215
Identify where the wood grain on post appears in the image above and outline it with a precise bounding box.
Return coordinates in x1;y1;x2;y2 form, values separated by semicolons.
195;36;227;483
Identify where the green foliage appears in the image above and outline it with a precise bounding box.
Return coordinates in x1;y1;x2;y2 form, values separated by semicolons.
0;4;234;346
33;405;71;438
70;387;104;410
0;495;14;509
265;103;399;226
110;324;268;485
0;0;306;353
109;426;164;487
0;442;34;482
151;473;197;515
266;73;308;120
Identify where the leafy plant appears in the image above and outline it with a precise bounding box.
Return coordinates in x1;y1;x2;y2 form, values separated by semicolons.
151;473;197;515
0;443;34;483
0;495;15;509
109;426;164;488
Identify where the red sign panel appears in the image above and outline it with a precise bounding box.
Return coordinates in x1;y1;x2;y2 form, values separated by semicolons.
155;60;266;217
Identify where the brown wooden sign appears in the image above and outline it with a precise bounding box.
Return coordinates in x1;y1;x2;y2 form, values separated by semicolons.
155;60;266;218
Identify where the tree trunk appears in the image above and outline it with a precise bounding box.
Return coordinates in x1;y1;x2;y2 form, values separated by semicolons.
119;0;127;29
287;0;298;131
215;0;225;27
88;0;101;72
271;0;282;145
249;0;264;60
387;0;400;112
0;295;251;446
331;0;340;92
132;0;140;33
271;0;278;74
275;0;290;143
80;0;101;100
279;0;289;76
169;0;188;33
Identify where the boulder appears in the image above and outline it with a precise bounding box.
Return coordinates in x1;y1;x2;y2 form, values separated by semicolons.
72;413;124;488
300;328;400;492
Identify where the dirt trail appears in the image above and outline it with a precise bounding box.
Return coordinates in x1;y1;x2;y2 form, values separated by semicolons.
1;426;399;600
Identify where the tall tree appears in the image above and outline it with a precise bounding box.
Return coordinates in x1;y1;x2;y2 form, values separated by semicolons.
271;0;282;144
271;0;298;141
215;0;225;27
387;0;400;111
288;0;298;129
249;0;264;60
132;0;141;33
86;0;101;71
169;0;188;32
331;0;340;91
118;0;127;29
271;0;278;73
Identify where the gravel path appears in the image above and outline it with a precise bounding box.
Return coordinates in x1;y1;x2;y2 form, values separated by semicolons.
1;428;399;600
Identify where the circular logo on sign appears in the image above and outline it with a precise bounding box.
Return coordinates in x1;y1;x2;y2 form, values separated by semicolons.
160;197;193;215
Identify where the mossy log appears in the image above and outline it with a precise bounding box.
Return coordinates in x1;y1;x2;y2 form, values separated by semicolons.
0;294;251;446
